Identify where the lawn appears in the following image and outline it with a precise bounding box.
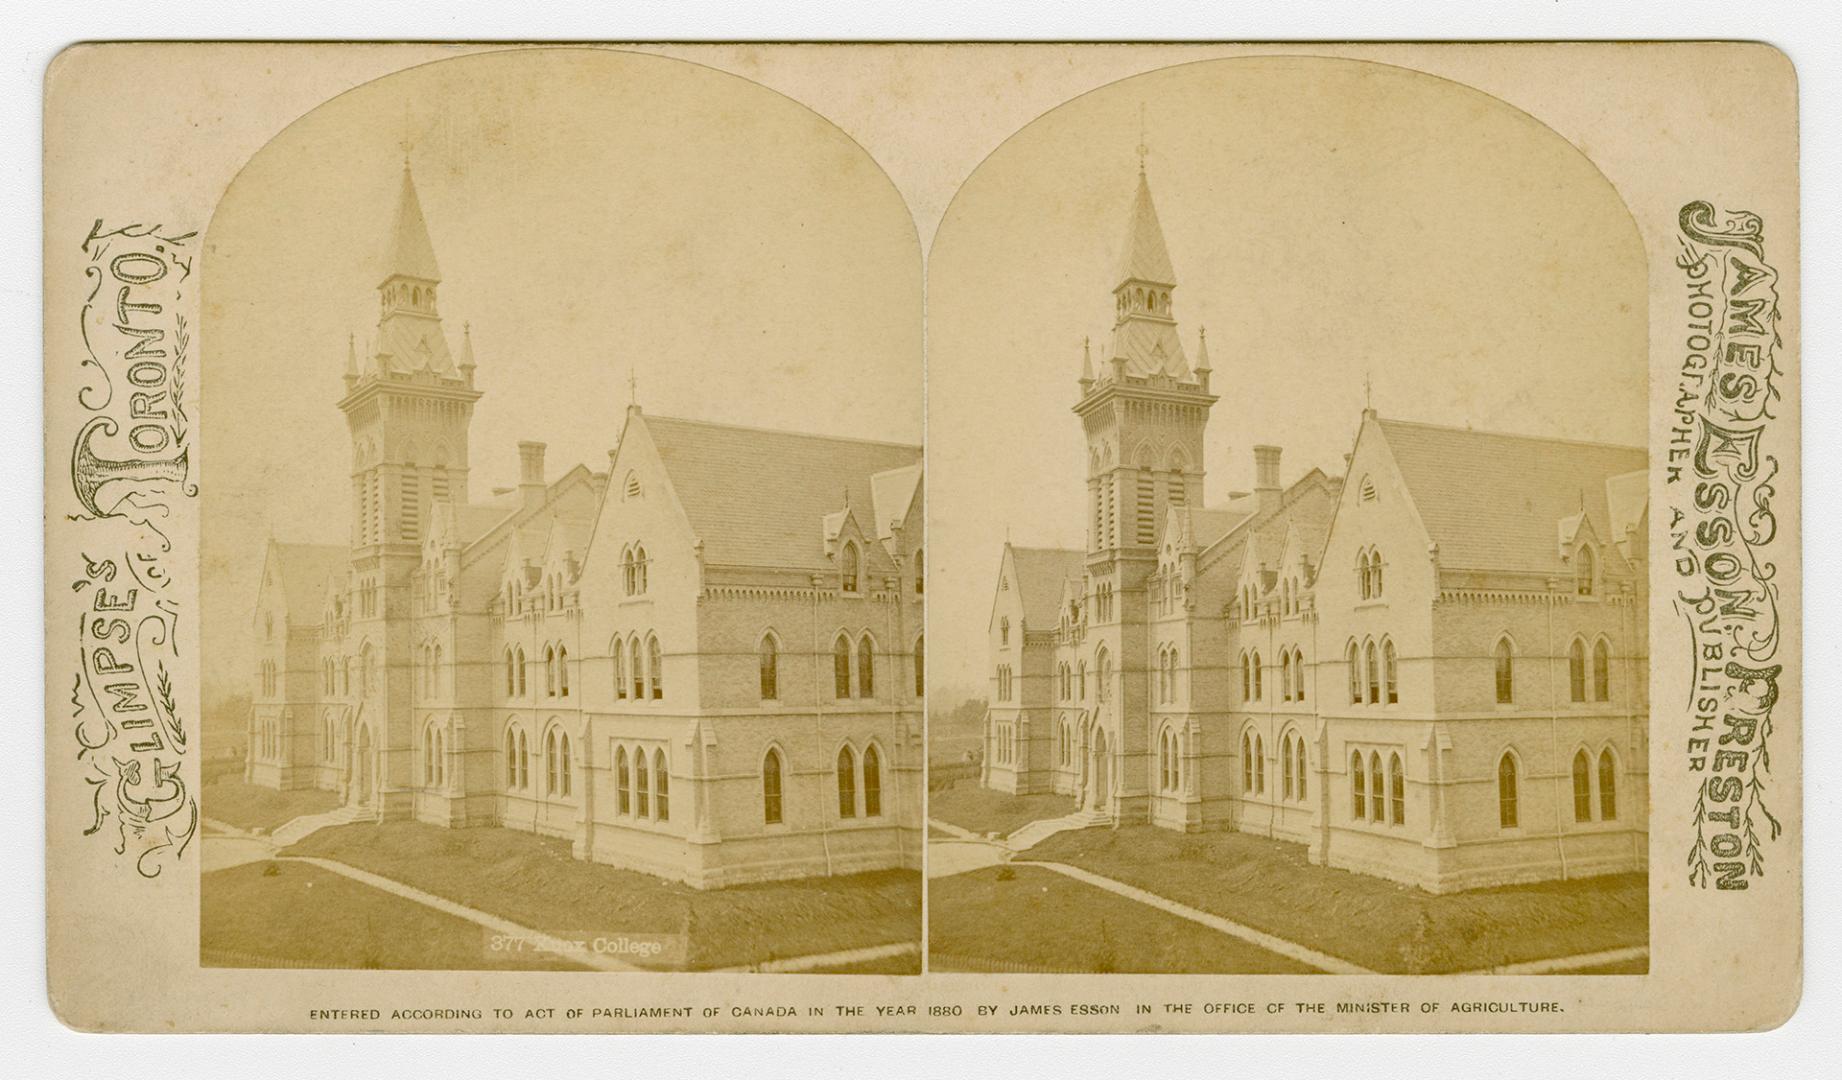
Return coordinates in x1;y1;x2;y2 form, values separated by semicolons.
201;860;588;971
202;779;340;833
804;951;923;975
283;821;921;972
927;782;1076;839
930;865;1319;974
1028;825;1648;974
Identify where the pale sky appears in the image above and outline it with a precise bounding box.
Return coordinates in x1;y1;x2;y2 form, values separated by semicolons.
925;56;1647;701
201;49;921;698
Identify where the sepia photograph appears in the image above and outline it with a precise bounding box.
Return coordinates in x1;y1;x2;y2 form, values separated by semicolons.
194;48;924;974
926;56;1652;976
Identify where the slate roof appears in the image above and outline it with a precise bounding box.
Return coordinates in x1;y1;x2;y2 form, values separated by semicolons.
381;165;441;283
642;415;921;572
1376;419;1647;575
1116;168;1176;285
1007;545;1087;629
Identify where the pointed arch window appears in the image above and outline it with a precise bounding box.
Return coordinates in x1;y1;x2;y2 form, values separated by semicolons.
505;728;518;787
837;745;857;818
654;749;670;820
546;730;559;795
1241;651;1252;702
834;635;853;698
1365;641;1380;704
914;634;925;700
1281;733;1294;798
1572;750;1592;822
560;733;572;797
1599;749;1618;820
763;748;784;825
1568;638;1588;702
1593;639;1611;702
759;634;779;700
1280;651;1293;702
646;636;663;699
517;729;529;791
636;751;651;818
1242;732;1256;795
616;746;631;814
914;548;924;595
841;542;861;594
1347;641;1362;704
1294;737;1307;801
544;644;557;697
863;745;882;816
1097;647;1113;704
1494;638;1514;704
858;635;876;699
999;616;1010;647
1383;639;1398;704
1294;648;1307;702
505;648;516;697
1498;753;1519;829
1351;750;1367;820
612;636;627;699
1389;753;1405;825
1368;752;1384;822
630;637;644;700
557;644;569;697
1575;545;1595;596
1077;660;1087;701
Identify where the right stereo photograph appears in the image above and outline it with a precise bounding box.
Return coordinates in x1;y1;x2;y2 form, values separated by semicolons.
924;55;1651;977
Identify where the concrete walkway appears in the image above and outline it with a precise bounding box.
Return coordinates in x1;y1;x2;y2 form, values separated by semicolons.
1017;859;1376;975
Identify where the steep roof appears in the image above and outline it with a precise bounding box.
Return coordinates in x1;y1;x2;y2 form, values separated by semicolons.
1376;418;1647;574
1007;545;1087;629
869;463;923;542
268;541;348;618
642;414;922;572
1116;168;1176;285
381;165;441;283
1199;470;1342;583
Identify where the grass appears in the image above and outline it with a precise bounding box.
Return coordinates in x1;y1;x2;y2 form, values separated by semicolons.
804;951;923;975
201;860;588;971
1028;825;1648;974
930;865;1319;974
283;821;920;972
927;782;1076;839
202;779;340;833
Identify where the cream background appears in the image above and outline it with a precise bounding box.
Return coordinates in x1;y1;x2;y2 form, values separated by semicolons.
42;41;1800;1034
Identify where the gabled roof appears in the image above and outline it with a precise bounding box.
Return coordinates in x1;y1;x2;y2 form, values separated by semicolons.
375;316;456;377
1006;545;1087;629
1198;469;1342;585
869;463;923;542
1376;419;1647;575
641;414;921;572
460;465;602;571
381;165;441;284
266;540;348;619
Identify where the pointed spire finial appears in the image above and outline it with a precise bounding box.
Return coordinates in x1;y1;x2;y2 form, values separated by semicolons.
398;103;416;167
1195;326;1212;372
1136;102;1148;174
1080;335;1095;385
1364;369;1373;410
628;369;638;406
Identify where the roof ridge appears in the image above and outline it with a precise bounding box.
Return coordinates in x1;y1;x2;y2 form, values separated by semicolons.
644;413;921;453
1377;416;1644;455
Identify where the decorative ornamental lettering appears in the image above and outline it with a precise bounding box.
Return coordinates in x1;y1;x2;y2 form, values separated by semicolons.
69;220;199;877
1669;201;1784;890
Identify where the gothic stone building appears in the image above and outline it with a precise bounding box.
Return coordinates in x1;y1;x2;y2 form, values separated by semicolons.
247;165;924;888
982;164;1649;893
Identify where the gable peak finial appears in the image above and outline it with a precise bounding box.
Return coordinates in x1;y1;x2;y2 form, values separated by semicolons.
628;368;638;407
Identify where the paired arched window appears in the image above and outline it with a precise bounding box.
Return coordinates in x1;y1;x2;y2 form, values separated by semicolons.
654;748;670;820
423;721;445;787
1494;637;1515;704
1388;753;1405;825
759;633;779;700
1365;641;1380;704
763;748;784;824
1158;727;1181;792
1383;639;1398;704
837;745;857;818
622;543;650;596
1279;732;1307;802
841;542;861;594
504;726;530;791
1241;732;1264;795
1498;752;1519;829
1572;747;1620;822
999;616;1010;646
647;636;663;699
616;746;630;814
1358;547;1384;600
994;664;1013;702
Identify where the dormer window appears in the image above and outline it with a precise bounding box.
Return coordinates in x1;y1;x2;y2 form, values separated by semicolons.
1575;545;1596;596
841;541;861;594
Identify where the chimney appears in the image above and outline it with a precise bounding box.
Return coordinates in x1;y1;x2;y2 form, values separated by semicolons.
1254;445;1282;512
518;441;547;509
